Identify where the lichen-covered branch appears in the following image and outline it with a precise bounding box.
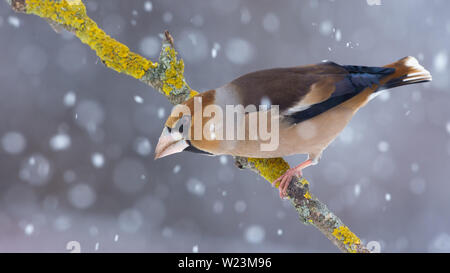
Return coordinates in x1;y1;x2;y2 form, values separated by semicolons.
11;0;197;104
234;157;369;253
7;0;369;253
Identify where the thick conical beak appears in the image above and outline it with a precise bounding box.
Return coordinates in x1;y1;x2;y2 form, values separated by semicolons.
154;127;188;159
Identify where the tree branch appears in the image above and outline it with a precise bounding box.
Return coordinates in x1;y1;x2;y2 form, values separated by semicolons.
7;0;369;253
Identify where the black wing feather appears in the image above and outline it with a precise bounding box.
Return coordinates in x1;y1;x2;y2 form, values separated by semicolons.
286;64;395;124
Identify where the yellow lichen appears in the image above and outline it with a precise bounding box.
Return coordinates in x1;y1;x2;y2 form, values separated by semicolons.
248;158;290;186
304;191;312;199
25;0;156;79
247;158;313;191
300;178;309;186
332;226;361;253
162;46;186;96
189;89;199;97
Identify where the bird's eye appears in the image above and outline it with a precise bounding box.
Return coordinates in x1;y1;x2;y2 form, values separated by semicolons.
179;124;184;133
167;126;172;133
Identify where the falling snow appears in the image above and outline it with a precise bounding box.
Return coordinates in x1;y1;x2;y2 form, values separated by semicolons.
385;193;391;201
134;137;152;156
19;154;51;186
234;200;247;213
173;164;181;174
335;29;342;42
91;153;105;168
144;1;153;12
354;184;361;197
225;38;254;65
245;225;265;244
118;209;143;233
50;133;71;151
213;200;224;214
367;0;382;6
433;51;448;73
192;245;199;253
134;95;144;104
63;91;77;107
377;141;390;153
240;8;251;24
2;132;26;155
23;224;34;236
139;36;160;57
186;178;206;196
411;163;420;173
68;183;96;209
319;21;333;36
429;233;450;252
8;16;20;28
163;12;173;24
219;155;228;165
157;107;165;119
262;13;280;33
211;42;221;58
0;0;448;253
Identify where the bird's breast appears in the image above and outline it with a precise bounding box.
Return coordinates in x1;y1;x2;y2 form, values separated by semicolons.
221;104;356;158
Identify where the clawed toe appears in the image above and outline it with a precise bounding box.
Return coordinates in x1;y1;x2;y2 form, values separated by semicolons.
273;168;303;199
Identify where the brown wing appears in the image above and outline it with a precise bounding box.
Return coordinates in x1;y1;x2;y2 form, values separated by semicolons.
229;62;349;113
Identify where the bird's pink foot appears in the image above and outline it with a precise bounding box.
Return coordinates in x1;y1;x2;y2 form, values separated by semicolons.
272;159;313;199
272;168;303;199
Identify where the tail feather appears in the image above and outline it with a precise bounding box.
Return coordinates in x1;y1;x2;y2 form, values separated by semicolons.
379;56;432;90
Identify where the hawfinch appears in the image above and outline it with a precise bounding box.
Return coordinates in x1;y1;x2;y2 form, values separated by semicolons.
155;56;431;198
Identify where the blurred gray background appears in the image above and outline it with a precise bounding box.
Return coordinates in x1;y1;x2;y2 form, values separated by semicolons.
0;0;449;253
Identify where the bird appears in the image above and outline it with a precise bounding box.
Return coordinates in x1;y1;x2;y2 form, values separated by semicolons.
154;56;432;198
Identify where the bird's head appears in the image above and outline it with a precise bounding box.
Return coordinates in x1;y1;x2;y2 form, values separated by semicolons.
154;90;216;159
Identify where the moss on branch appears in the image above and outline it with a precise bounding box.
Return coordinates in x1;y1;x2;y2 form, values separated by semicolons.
25;0;154;78
19;0;196;104
234;156;368;253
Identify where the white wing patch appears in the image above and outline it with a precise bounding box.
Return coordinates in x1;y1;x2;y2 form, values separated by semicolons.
283;104;311;115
